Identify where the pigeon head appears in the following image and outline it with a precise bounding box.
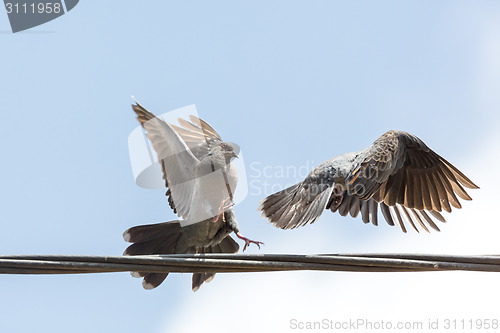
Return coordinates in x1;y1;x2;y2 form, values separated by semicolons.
215;142;239;162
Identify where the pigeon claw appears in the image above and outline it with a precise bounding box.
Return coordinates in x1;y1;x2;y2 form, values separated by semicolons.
236;232;264;251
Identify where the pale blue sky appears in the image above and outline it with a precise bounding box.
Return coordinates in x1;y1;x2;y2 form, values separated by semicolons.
1;1;499;332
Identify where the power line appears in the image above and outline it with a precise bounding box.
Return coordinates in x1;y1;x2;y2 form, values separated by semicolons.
1;253;500;276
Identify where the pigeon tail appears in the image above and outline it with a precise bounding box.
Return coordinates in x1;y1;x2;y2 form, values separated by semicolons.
123;221;239;291
259;179;334;229
191;236;239;291
123;221;181;290
258;183;301;227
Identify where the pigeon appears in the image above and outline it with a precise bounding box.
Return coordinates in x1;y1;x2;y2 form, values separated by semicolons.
123;211;240;291
259;130;479;233
124;101;262;291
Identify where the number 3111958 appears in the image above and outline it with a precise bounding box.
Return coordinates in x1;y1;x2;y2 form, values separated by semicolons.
5;2;62;14
444;319;498;330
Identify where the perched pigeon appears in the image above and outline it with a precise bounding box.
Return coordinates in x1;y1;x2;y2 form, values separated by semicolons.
124;102;262;291
123;210;240;291
259;130;479;233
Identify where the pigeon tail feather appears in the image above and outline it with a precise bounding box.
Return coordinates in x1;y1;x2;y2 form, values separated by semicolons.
123;220;239;291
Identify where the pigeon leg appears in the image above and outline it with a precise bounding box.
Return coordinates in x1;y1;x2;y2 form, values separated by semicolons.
236;232;264;251
212;197;234;222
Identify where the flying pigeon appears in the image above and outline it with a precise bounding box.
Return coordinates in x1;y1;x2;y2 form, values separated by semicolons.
124;101;262;291
259;130;479;233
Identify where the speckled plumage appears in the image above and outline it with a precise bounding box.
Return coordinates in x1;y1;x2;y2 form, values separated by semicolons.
124;102;246;291
259;130;479;233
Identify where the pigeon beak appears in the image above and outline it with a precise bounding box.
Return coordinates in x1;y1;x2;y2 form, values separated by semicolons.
231;152;239;159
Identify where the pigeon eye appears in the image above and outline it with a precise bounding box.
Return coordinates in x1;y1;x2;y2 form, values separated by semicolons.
221;143;227;149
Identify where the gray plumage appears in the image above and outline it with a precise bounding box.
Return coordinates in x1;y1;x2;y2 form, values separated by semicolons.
259;130;479;233
132;102;238;225
124;102;258;291
123;211;240;291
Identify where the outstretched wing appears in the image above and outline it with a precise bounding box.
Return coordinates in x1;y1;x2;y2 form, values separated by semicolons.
337;130;479;232
260;130;479;232
132;102;200;219
258;165;335;229
327;194;444;233
170;115;223;160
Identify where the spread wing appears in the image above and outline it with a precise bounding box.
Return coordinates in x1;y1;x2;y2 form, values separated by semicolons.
336;130;479;232
258;165;335;229
327;194;444;233
260;130;479;233
170;115;223;160
132;102;200;219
